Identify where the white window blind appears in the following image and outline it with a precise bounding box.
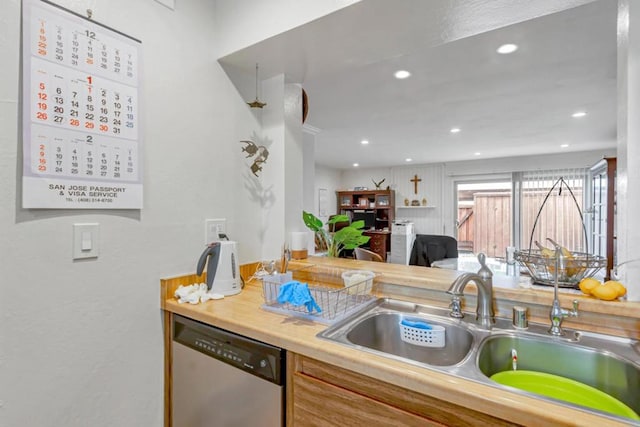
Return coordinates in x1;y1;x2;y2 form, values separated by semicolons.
520;168;588;253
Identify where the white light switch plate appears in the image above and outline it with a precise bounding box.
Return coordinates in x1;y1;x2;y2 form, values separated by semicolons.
205;218;226;244
73;223;99;259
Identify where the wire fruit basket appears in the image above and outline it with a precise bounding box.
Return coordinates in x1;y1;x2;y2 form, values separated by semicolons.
261;270;376;323
516;177;605;288
515;250;605;288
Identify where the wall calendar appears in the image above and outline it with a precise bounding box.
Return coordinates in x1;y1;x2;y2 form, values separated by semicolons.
22;0;143;209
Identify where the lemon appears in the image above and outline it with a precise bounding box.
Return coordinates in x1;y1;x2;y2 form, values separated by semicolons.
591;284;619;301
579;277;601;295
604;280;627;297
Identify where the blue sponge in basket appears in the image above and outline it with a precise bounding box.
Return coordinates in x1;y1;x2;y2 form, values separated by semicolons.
400;319;433;329
277;281;322;314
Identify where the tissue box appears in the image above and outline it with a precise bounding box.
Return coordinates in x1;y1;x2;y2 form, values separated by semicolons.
262;272;293;303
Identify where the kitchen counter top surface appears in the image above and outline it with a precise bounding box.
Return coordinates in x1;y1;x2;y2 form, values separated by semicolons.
161;256;639;427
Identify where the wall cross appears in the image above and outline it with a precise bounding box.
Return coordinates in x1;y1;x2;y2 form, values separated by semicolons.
410;174;422;194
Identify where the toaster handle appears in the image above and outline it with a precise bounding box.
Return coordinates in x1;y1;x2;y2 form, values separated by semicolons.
196;242;221;290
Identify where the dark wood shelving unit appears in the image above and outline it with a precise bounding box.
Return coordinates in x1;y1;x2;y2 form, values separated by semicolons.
336;190;395;230
336;190;395;261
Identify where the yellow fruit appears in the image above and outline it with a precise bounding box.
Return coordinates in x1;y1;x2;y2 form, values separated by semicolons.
604;280;627;297
565;260;579;278
579;277;601;295
591;284;619;301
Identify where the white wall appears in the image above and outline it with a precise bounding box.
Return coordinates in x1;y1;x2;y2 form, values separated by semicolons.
302;130;316;214
0;0;318;425
314;164;341;222
284;83;306;244
393;164;445;235
259;74;287;260
340;167;392;192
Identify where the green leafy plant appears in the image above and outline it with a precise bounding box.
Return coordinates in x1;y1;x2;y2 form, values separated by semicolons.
302;211;370;257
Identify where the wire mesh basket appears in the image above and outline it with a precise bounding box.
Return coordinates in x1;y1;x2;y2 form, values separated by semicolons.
261;269;377;323
515;250;605;288
517;177;605;288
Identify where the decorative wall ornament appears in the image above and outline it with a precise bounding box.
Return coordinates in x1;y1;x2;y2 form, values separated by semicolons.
372;178;385;189
240;140;269;177
247;63;267;109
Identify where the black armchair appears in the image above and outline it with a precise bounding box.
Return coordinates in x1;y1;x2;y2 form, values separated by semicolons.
409;234;459;267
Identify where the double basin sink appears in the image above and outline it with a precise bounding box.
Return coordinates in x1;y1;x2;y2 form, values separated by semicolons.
318;298;640;423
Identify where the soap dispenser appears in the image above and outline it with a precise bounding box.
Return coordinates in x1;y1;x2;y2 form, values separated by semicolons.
477;252;493;286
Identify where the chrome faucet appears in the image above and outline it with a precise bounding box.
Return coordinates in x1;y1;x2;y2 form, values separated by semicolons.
548;298;579;336
547;247;579;336
447;272;495;329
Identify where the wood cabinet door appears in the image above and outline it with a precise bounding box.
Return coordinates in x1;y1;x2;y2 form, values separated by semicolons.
288;354;517;427
292;372;443;427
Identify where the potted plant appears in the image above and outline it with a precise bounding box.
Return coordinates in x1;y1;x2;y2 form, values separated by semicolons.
302;211;370;258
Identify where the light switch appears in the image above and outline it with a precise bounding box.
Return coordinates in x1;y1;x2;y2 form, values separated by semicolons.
81;231;92;251
73;223;99;259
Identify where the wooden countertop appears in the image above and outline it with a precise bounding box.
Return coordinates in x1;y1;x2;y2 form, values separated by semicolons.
161;256;639;427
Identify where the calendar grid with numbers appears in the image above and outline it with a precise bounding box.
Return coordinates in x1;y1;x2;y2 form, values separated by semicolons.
22;0;143;209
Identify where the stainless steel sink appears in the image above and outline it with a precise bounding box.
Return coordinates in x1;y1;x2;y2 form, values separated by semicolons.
345;311;474;366
477;333;640;416
319;298;476;367
318;297;640;422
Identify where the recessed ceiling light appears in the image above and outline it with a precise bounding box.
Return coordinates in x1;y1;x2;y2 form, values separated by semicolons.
405;158;412;162
561;144;570;148
474;152;481;156
361;139;369;145
353;163;359;167
497;44;518;54
450;128;461;133
394;70;411;79
572;111;587;118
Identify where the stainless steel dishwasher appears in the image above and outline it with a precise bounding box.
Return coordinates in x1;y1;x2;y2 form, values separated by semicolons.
172;314;285;427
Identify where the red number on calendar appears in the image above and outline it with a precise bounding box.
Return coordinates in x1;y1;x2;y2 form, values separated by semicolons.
70;118;80;126
87;76;93;84
99;125;109;132
84;122;95;129
36;112;48;120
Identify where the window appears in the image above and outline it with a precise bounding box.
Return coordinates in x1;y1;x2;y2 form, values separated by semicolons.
454;168;589;260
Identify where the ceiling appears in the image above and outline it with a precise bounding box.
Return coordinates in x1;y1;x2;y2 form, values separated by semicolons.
219;0;617;170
